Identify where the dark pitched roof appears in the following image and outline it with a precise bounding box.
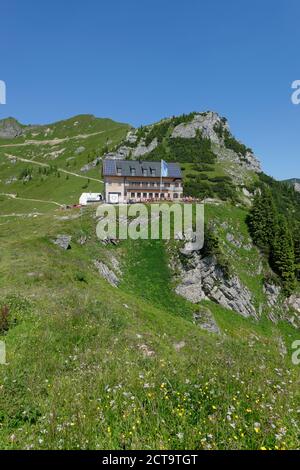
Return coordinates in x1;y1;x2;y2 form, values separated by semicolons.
103;160;182;178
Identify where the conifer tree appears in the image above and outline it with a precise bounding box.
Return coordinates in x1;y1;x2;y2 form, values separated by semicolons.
272;215;296;294
293;223;300;281
247;186;278;252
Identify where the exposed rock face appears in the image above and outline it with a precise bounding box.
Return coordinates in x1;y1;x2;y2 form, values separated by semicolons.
104;146;131;160
109;254;122;275
0;118;24;139
263;283;281;308
285;294;300;313
100;111;261;175
52;235;72;250
94;260;119;287
242;151;261;172
132;138;158;158
80;156;102;173
213;143;261;174
193;308;220;334
126;130;138;144
171;112;224;144
175;264;205;303
294;182;300;192
103;137;158;161
175;253;258;319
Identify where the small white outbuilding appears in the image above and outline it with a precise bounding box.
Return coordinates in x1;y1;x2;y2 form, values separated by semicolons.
79;192;102;206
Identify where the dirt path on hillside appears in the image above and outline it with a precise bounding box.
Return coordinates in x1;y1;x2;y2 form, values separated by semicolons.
4;153;104;183
0;128;122;148
0;192;63;207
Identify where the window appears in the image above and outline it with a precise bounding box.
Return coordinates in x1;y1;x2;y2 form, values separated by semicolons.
137;192;141;198
143;193;147;198
174;193;178;198
117;168;122;176
155;193;159;198
149;193;153;198
131;192;135;198
131;168;136;176
142;169;148;176
151;168;156;176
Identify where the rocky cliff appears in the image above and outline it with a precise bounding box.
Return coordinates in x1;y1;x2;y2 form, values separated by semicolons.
104;111;261;174
0;117;24;139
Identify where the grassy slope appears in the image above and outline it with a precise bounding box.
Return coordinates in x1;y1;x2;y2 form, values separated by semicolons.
0;205;299;450
0;115;299;450
0;115;130;212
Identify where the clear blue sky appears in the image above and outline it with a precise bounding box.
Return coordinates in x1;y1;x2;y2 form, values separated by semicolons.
1;0;299;179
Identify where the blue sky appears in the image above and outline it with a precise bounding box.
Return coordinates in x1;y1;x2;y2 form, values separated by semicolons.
0;0;299;179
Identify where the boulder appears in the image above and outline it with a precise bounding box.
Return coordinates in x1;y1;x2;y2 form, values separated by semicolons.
193;308;221;334
52;235;71;250
94;260;119;287
75;146;85;154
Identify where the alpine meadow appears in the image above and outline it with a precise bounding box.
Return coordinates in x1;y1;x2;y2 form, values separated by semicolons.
1;0;300;457
0;112;300;450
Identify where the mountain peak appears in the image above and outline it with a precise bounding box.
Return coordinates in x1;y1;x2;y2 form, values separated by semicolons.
105;110;261;174
0;116;24;139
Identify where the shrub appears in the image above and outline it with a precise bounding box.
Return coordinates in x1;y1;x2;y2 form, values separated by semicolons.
0;305;9;333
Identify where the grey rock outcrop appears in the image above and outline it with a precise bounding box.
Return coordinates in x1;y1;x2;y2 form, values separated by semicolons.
126;130;138;144
170;111;261;173
80;156;102;173
263;283;281;307
104;146;131;160
214;143;261;174
0;118;24;139
52;234;72;250
171;112;224;144
75;146;85;155
132;138;158;158
175;253;258;319
5;176;17;185
175;265;205;303
94;260;119;287
285;294;300;313
193;308;220;334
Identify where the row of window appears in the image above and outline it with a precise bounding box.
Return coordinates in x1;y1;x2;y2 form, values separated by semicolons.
117;168;157;177
129;192;181;199
126;181;181;188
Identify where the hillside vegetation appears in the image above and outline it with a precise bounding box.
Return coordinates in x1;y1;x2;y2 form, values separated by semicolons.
0;112;300;450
